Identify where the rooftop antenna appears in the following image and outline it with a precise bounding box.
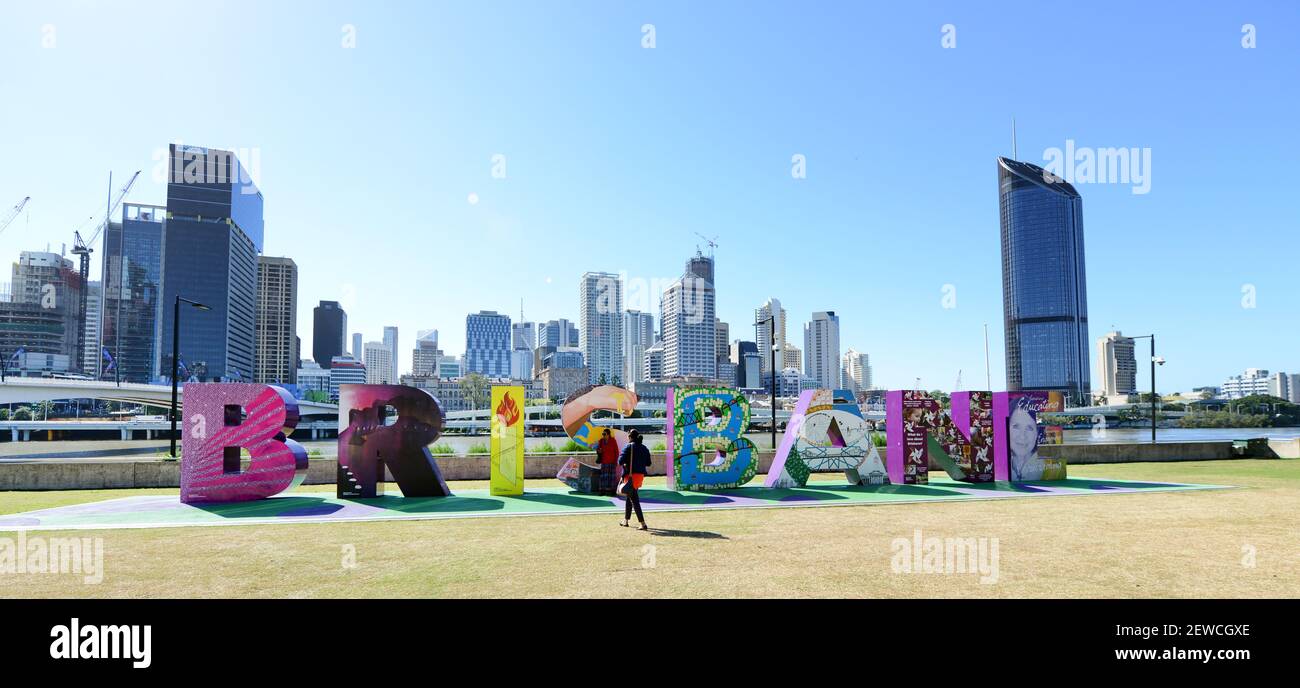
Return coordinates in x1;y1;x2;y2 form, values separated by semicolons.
1011;117;1018;160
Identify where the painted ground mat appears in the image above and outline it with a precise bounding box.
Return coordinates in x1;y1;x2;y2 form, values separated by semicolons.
0;477;1230;531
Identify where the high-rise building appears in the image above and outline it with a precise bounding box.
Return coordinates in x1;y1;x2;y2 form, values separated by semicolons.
537;318;579;349
715;318;729;368
783;344;802;372
1268;372;1290;401
510;318;535;380
623;310;655;385
383;326;399;379
0;251;84;375
660;252;716;379
1096;331;1137;400
438;355;463;378
579;271;624;385
643;342;665;382
363;341;394;384
159;144;262;382
255;256;297;384
842;348;872;393
81;280;102;375
100;204;165;382
313;301;347;369
351;332;362;360
754;298;787;376
328;355;366;402
1289;374;1300;404
729;340;760;388
998;156;1092;405
412;330;440;376
465;310;511;376
803;311;840;389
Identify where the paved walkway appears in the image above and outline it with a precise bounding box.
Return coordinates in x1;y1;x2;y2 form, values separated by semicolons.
0;477;1228;531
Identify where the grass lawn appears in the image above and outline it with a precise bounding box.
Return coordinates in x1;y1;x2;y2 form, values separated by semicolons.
1;459;1297;598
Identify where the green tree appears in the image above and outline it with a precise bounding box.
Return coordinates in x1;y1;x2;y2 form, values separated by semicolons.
460;372;489;411
12;406;33;421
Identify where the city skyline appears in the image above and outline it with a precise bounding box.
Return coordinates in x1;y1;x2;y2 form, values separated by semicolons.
2;2;1298;393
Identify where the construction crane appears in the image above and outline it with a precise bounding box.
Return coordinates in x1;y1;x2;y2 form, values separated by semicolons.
0;196;31;236
694;232;719;257
71;171;140;374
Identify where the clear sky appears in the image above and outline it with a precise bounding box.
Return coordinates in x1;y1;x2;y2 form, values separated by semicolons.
1;1;1297;392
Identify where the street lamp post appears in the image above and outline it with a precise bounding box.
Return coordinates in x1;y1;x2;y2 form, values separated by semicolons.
1132;334;1162;445
170;295;211;458
754;316;777;451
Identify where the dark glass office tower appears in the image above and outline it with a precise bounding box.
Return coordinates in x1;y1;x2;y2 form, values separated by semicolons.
101;205;165;382
997;157;1091;405
313;301;347;368
159;144;262;382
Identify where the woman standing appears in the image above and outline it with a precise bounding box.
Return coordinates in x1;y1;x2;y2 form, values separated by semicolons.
618;429;652;530
595;428;619;495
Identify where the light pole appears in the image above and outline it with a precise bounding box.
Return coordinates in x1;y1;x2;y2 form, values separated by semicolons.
170;295;210;458
1131;334;1163;444
754;316;777;451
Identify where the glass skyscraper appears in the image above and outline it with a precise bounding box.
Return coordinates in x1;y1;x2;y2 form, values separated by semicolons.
158;144;262;382
997;156;1091;405
100;204;165;382
465;310;511;377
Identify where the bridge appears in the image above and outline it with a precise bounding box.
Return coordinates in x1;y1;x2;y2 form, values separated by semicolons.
0;377;338;417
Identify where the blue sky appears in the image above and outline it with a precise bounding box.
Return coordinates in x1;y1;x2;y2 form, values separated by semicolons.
1;1;1297;391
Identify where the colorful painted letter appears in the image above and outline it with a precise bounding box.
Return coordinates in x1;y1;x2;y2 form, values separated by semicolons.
993;391;1066;481
887;389;995;485
555;384;635;493
337;384;449;498
766;388;886;488
180;383;309;504
667;386;756;491
491;385;525;495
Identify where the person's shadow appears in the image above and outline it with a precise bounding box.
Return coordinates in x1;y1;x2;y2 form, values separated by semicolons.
645;528;728;540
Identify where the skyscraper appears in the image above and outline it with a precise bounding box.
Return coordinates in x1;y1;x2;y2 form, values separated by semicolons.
352;332;362;360
465;310;511;376
1095;331;1136;400
313;301;347;369
754;298;787;376
803;311;840;389
383;326;399;378
537;318;579;349
100;204;164;383
841;348;872;393
998;156;1092;405
623;310;654;384
159;144;262;382
511;318;535;380
412;330;440;376
254;256;297;384
81;280;102;375
1;251;83;375
660;252;716;379
579;272;624;385
363;341;394;384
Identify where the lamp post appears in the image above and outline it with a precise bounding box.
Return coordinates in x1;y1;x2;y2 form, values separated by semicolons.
754;316;777;451
1131;334;1163;445
170;295;211;458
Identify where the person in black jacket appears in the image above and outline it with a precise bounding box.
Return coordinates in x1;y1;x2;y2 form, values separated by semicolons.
618;429;652;530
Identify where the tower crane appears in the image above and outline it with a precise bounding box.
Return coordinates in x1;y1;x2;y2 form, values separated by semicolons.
71;170;140;373
0;196;31;236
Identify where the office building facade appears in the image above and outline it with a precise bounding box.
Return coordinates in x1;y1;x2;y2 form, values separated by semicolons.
255;256;297;384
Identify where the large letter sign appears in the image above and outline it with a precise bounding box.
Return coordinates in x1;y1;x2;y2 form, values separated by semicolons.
555;384;637;493
993;391;1066;481
886;389;995;485
337;384;449;498
490;385;525;496
766;388;886;488
180;383;309;504
667;386;756;491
